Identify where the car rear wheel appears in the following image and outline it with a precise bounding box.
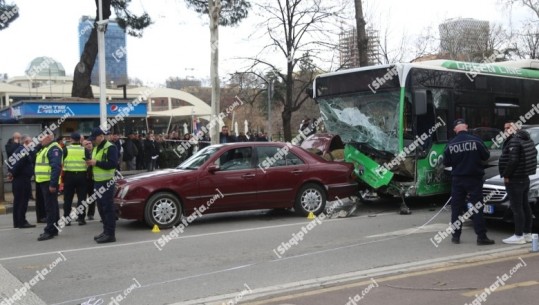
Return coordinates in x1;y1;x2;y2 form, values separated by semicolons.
294;183;326;216
144;192;182;229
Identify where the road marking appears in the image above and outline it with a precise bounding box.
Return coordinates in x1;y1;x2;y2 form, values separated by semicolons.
0;263;47;305
366;223;452;238
461;280;539;297
244;251;537;305
0;214;379;262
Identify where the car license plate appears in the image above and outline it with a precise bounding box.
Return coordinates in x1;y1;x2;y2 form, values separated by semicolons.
483;205;495;214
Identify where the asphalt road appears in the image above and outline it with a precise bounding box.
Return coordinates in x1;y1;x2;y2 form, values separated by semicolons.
0;196;532;305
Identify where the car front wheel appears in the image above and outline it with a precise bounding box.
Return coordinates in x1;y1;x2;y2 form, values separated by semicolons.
295;183;326;216
144;192;182;229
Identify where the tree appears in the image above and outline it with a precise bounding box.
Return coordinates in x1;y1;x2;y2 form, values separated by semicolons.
248;0;346;141
71;0;151;98
354;0;369;66
0;0;18;30
184;0;251;144
502;0;539;59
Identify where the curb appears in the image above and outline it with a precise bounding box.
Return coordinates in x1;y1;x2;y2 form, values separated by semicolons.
177;245;531;305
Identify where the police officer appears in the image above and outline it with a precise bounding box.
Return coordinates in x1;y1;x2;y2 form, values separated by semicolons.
499;121;538;244
62;132;89;226
443;119;494;245
86;127;118;243
8;134;36;229
36;132;63;241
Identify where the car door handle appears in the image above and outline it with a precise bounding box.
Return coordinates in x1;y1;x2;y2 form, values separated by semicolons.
242;173;255;179
290;169;303;175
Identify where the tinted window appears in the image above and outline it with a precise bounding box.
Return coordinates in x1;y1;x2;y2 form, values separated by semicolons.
257;146;304;168
216;147;253;171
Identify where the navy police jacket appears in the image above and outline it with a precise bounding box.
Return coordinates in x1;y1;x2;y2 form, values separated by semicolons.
443;131;490;177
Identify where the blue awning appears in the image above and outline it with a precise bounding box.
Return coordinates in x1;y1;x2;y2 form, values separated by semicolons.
0;100;147;119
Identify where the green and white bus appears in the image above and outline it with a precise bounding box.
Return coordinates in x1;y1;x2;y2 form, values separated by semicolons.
312;59;539;203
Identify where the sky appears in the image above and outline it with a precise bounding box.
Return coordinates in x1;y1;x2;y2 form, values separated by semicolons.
0;0;533;85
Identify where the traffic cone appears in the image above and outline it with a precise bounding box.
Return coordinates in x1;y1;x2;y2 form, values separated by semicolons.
152;225;160;233
307;212;315;220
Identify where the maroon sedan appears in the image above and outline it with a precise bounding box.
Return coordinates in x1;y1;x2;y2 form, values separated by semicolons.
114;142;358;228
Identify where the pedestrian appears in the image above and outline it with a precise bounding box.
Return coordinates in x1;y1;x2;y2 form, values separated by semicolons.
8;134;36;229
135;133;145;170
143;133;160;171
35;132;62;241
219;126;235;143
86;127;118;243
111;132;123;171
122;132;138;170
62;132;89;226
443;119;494;246
237;132;248;142
499;121;538;244
5;131;21;158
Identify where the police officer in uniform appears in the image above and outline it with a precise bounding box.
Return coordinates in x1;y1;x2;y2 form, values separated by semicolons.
36;132;63;241
443;119;494;245
8;135;36;229
62;132;89;226
86;127;118;243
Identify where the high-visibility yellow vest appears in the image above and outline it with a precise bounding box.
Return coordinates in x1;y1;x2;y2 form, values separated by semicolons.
63;144;87;172
35;142;62;183
92;141;115;182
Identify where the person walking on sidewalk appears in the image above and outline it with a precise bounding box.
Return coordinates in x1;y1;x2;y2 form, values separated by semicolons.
35;132;63;241
499;121;538;244
62;132;89;226
86;127;118;243
443;119;494;246
8;135;36;229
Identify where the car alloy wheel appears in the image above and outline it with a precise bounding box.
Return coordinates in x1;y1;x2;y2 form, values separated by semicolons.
144;192;182;229
295;183;326;216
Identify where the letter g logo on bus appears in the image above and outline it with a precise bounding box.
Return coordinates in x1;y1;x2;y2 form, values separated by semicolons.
428;151;443;168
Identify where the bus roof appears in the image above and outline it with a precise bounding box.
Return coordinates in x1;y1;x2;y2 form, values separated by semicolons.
317;59;539;81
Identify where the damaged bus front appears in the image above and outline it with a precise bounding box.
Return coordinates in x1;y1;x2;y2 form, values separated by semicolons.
312;60;539;207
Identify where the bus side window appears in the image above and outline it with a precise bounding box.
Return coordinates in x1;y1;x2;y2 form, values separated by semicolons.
416;100;436;151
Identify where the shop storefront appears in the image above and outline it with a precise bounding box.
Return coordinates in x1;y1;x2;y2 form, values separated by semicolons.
0;99;147;136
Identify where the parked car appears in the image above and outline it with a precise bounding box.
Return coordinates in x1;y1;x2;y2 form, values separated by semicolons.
482;126;539;226
114;142;359;228
300;133;345;161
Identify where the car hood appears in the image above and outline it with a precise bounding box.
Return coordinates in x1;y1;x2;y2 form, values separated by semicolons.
484;168;539;187
122;168;192;184
484;174;504;187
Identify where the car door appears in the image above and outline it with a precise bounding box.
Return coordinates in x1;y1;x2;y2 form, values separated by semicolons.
197;145;258;211
255;145;307;208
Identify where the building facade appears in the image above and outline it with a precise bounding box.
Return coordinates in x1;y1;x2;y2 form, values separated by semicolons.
439;18;490;60
78;16;128;86
338;27;380;69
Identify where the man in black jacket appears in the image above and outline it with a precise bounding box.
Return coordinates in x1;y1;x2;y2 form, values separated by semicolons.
499;121;538;244
443;119;494;246
8;135;36;229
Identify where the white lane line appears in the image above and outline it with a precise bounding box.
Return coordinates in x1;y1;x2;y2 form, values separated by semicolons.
0;214;383;262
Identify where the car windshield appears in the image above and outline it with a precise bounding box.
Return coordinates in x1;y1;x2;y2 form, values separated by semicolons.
177;146;221;170
318;90;401;154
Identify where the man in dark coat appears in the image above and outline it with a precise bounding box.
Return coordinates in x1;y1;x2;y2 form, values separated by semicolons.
499;121;538;244
8;135;36;228
443;119;494;246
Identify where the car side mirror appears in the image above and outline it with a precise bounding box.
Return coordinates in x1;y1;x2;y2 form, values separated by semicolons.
208;165;220;173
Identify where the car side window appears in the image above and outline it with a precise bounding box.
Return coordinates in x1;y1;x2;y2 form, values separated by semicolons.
287;152;304;166
217;147;253;171
257;146;304;168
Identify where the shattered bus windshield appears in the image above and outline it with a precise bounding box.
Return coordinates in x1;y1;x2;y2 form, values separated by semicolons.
318;90;401;154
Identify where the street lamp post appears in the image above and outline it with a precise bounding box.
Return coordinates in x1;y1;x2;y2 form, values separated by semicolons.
97;0;108;131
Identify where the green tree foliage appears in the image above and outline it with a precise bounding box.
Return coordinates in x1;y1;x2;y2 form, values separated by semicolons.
0;0;18;30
